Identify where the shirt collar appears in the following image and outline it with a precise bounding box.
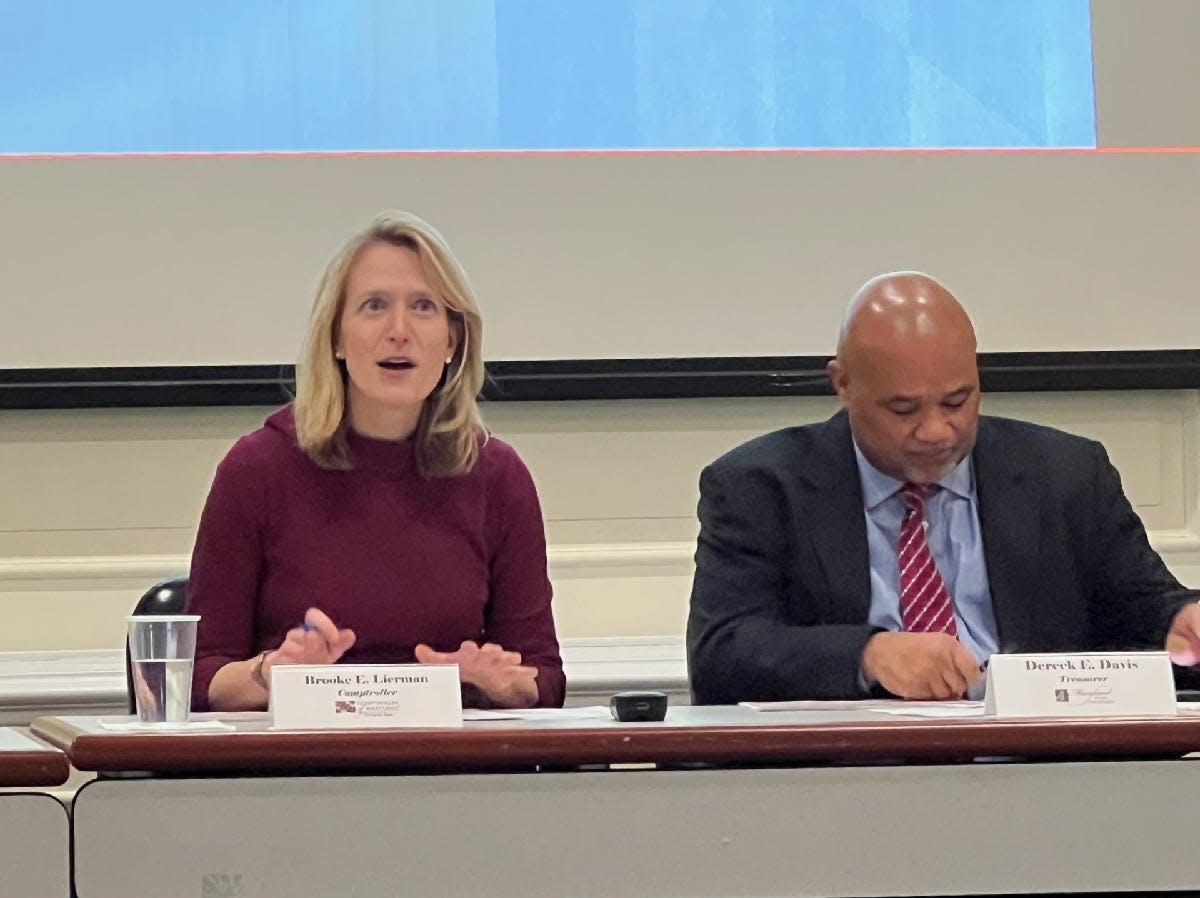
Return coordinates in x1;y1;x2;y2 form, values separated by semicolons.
852;441;975;512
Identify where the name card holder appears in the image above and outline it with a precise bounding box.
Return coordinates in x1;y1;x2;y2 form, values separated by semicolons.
271;663;463;730
983;652;1175;718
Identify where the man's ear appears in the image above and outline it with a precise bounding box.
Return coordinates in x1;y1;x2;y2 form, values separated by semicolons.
827;358;849;402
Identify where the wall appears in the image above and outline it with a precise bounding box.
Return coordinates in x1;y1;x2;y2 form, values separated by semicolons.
2;390;1197;654
3;2;1200;368
1;0;1198;706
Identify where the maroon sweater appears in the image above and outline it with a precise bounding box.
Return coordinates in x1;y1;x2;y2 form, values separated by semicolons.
188;405;564;709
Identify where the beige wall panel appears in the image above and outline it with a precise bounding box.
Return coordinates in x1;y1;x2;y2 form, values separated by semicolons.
2;153;1199;368
0;391;1197;651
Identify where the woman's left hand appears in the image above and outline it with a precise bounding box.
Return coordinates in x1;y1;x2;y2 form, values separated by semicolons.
414;640;539;708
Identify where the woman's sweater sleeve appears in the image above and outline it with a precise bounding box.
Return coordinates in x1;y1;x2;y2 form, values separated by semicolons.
482;444;565;707
187;437;268;711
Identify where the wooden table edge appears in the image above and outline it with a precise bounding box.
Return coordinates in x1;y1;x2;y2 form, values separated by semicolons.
31;713;1200;775
1;726;71;787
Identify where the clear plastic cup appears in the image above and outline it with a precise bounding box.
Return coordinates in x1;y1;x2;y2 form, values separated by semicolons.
126;615;200;724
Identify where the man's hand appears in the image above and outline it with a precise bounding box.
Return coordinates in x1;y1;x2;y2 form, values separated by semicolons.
861;631;982;700
414;640;539;708
1165;603;1200;666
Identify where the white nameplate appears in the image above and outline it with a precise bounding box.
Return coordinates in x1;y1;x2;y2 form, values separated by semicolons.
983;652;1175;717
270;663;463;730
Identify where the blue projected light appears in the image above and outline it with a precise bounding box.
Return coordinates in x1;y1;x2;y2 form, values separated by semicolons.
0;1;1096;154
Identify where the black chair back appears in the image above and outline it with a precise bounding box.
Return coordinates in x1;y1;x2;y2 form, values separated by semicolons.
125;575;190;713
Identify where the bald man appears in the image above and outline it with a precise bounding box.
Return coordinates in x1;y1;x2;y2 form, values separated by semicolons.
687;272;1200;703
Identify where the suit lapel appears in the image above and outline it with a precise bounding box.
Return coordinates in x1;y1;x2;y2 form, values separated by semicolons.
974;417;1042;651
803;413;872;622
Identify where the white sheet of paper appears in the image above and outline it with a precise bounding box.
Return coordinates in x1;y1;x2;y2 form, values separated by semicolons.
462;709;521;721
97;717;235;732
0;728;49;751
741;699;976;713
868;703;985;718
741;700;879;712
464;706;612;721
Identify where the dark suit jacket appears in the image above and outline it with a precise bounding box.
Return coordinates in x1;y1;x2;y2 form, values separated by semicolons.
686;411;1197;704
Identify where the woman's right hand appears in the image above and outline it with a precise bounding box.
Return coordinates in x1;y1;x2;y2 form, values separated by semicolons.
263;607;356;678
208;608;357;711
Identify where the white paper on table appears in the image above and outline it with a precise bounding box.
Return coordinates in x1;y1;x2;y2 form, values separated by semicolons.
868;702;985;718
1177;702;1200;713
740;699;979;713
461;709;521;721
741;700;878;712
97;717;236;732
463;706;612;722
0;728;47;751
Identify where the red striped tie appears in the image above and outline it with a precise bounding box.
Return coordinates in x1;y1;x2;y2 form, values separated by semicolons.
898;482;958;635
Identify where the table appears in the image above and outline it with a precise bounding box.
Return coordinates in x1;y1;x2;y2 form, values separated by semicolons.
0;728;71;898
35;707;1200;898
33;704;1200;772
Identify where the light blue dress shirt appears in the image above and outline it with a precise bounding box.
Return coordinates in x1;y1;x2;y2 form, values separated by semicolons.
853;443;999;671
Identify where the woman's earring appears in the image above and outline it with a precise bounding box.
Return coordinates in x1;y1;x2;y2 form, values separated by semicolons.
335;351;345;360
445;356;453;365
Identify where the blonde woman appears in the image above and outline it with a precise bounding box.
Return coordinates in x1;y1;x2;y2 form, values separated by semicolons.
188;212;563;710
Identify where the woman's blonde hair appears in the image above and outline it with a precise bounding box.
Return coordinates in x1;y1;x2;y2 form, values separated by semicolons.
293;211;485;477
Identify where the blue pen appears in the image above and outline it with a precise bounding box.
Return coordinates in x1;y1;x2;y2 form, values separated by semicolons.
302;617;357;653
